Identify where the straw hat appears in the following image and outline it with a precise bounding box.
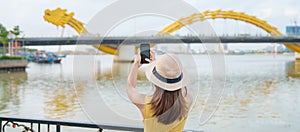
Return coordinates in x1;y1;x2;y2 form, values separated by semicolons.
145;53;187;91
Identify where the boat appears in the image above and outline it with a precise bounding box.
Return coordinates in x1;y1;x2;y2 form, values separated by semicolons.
20;51;64;64
36;57;53;63
24;54;35;61
57;54;67;58
53;58;61;63
45;52;62;63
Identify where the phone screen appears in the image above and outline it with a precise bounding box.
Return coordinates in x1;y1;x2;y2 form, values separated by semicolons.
140;43;150;64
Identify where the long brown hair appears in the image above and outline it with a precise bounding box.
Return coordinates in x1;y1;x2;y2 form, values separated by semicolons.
149;85;188;125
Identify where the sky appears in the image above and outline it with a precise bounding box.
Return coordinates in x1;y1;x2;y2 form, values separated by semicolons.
0;0;299;51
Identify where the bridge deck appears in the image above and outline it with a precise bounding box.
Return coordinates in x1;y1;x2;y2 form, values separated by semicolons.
1;36;300;46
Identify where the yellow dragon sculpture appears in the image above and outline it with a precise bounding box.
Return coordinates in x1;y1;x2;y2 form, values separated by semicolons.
44;8;300;54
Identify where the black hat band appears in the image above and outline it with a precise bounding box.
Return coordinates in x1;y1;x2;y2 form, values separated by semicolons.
152;67;183;84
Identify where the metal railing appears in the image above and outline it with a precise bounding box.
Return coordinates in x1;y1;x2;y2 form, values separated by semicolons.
0;116;143;132
0;116;203;132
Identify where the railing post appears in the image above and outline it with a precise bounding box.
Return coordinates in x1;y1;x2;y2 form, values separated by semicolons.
0;120;2;132
56;124;61;132
38;123;40;132
47;124;50;132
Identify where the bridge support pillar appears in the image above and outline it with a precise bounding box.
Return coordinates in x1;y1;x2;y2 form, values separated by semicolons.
295;52;300;60
114;45;135;62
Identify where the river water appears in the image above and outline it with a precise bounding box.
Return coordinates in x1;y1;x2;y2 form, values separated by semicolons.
0;54;299;132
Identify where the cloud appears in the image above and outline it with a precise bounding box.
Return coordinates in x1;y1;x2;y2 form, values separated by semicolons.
285;8;299;17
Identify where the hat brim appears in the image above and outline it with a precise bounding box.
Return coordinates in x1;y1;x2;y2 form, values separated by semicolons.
145;60;188;91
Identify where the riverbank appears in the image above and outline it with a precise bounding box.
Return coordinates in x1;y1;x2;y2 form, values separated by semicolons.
0;56;28;72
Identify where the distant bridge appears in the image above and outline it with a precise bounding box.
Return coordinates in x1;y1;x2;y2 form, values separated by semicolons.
2;36;300;46
44;9;300;54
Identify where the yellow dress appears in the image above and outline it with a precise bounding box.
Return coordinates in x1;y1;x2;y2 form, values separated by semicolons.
143;96;187;132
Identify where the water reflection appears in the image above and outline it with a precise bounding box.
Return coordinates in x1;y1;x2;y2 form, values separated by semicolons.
0;72;27;113
286;60;300;78
98;62;148;80
43;81;84;120
112;62;132;77
97;61;152;97
25;60;86;120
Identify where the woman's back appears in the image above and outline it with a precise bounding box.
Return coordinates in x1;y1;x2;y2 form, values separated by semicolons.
143;96;187;132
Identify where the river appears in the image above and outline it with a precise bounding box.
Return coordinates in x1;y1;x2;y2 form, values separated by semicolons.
0;54;299;132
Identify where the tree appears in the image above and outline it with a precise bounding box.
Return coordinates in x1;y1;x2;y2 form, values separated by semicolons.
10;26;22;56
11;26;21;38
0;24;9;56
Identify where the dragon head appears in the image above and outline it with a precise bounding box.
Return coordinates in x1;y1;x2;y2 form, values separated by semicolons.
44;8;74;28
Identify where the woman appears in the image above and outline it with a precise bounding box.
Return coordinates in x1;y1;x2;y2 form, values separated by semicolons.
127;49;193;132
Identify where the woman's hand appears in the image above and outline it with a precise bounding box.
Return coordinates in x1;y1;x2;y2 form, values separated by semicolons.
134;49;142;68
134;48;155;67
145;49;155;63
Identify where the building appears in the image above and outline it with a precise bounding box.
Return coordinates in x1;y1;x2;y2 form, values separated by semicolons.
286;25;300;59
286;26;300;36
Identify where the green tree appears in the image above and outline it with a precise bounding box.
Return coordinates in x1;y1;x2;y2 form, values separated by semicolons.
0;24;9;56
11;26;21;39
10;26;22;56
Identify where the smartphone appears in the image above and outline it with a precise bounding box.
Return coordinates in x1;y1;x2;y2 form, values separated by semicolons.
140;43;150;64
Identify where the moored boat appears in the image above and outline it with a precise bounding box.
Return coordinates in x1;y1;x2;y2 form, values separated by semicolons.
21;51;65;64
